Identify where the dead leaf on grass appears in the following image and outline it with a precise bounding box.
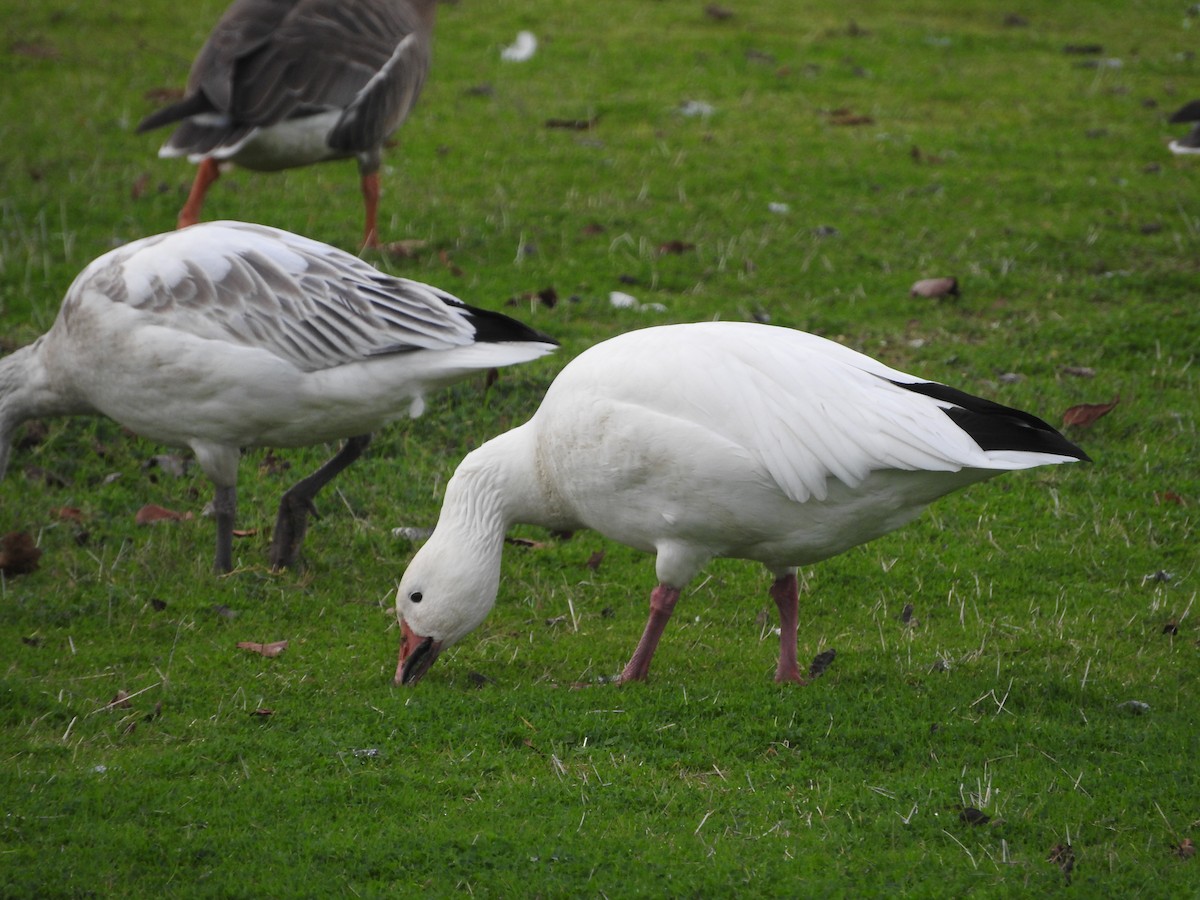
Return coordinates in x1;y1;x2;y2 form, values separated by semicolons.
827;108;874;126
545;116;599;130
960;806;990;826
1177;838;1196;859
53;506;84;522
909;276;959;298
1154;491;1186;506
658;240;695;255
505;536;553;550
1048;842;1075;883
586;550;606;571
251;707;274;717
705;4;734;21
237;640;289;658
809;648;836;677
108;690;132;710
135;503;191;525
383;239;427;258
0;531;43;575
1062;397;1119;428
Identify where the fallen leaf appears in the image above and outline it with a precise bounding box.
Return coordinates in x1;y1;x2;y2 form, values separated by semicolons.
258;451;292;476
910;276;959;299
1062;397;1119;428
1163;620;1179;635
237;640;289;658
22;635;43;647
658;240;695;255
438;248;463;277
900;603;914;624
0;531;43;575
828;108;874;126
149;598;168;611
586;550;606;571
545;116;599;130
809;648;836;678
232;528;258;538
705;4;734;21
960;806;990;826
1177;838;1196;859
53;506;84;522
581;222;606;236
251;708;274;717
12;41;60;60
1061;365;1096;378
383;239;427;258
1048;843;1075;883
505;536;553;550
143;86;184;104
135;503;190;525
130;172;151;200
108;690;132;710
1154;491;1186;506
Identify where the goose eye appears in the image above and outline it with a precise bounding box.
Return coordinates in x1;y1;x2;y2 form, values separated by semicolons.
410;591;423;604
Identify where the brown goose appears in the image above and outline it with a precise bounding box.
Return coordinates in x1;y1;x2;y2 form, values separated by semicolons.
137;0;437;247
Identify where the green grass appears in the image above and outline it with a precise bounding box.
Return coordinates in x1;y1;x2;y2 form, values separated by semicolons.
2;0;1198;894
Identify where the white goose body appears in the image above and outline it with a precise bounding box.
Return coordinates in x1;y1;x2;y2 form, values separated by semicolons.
395;322;1088;685
1;221;556;572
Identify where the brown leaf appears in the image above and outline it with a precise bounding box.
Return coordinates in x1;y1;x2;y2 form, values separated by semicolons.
505;536;553;550
108;690;132;710
12;41;60;60
658;240;695;255
130;172;151;201
237;640;289;658
53;506;84;522
1163;620;1179;635
1177;838;1196;859
581;222;606;236
251;707;274;717
1061;366;1096;378
143;86;184;104
1154;491;1186;506
1062;396;1119;428
135;503;190;525
438;248;464;277
705;4;734;21
900;603;914;624
828;109;874;126
586;550;606;571
545;116;599;130
809;648;837;677
1048;842;1075;881
960;806;990;826
383;239;427;258
0;531;43;575
909;276;959;299
232;529;258;538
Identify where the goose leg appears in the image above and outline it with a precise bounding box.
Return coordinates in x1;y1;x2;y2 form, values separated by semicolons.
360;171;381;249
268;434;372;571
178;158;221;229
770;572;808;684
618;584;681;683
212;483;237;574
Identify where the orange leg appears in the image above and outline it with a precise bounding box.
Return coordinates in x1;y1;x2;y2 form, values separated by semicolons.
360;170;381;248
770;572;808;684
177;158;221;229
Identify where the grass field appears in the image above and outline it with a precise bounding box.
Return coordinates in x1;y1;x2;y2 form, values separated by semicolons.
2;0;1198;895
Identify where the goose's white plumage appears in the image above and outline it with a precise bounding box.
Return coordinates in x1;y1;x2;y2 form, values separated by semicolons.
394;322;1088;686
137;0;437;246
0;221;556;573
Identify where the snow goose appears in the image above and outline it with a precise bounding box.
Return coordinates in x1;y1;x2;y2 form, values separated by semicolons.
1168;100;1200;155
393;322;1089;686
137;0;437;247
0;221;556;573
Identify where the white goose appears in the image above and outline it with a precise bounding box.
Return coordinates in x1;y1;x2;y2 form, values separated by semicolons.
137;0;437;247
0;221;556;573
394;322;1089;686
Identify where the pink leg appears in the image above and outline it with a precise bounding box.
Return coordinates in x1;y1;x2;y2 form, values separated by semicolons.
618;584;681;683
177;158;220;229
360;171;381;248
771;572;808;684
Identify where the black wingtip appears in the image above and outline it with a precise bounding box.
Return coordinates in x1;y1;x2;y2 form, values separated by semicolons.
463;303;559;347
893;379;1090;462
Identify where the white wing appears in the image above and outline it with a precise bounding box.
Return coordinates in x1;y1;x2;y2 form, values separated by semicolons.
571;323;1063;506
70;221;480;372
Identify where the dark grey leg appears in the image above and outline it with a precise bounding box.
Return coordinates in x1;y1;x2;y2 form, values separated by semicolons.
212;483;237;574
268;434;373;571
